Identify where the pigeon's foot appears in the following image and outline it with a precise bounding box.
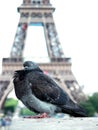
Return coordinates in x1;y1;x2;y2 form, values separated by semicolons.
23;113;49;119
35;113;49;118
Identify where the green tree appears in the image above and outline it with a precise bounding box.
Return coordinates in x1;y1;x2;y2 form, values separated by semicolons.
20;107;36;116
3;98;18;114
80;92;98;117
89;92;98;113
80;100;95;116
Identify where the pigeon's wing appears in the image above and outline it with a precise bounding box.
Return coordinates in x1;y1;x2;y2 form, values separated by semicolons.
28;71;69;105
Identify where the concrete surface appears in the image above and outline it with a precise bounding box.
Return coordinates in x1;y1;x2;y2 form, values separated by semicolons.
9;117;98;130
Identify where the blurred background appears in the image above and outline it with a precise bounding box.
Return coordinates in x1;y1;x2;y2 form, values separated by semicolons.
0;1;98;125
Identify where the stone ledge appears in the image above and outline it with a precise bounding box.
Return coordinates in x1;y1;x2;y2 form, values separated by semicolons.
9;117;98;130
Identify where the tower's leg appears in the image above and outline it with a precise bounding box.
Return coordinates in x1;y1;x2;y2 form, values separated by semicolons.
10;23;28;58
43;22;64;60
0;80;13;109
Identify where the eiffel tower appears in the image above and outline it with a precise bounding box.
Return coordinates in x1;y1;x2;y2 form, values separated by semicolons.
0;0;86;109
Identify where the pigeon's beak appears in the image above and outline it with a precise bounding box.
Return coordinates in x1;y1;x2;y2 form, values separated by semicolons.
24;66;29;70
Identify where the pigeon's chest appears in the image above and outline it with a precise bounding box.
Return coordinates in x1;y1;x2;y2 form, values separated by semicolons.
21;94;57;114
14;78;31;100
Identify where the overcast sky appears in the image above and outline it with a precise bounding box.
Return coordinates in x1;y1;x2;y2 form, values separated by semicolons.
0;0;98;95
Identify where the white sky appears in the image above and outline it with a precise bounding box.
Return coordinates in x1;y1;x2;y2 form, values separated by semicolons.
0;0;98;95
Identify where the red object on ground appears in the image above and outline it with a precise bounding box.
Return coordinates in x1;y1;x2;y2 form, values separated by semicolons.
23;113;49;119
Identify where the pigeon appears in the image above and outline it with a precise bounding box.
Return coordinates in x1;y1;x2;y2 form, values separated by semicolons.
13;61;87;117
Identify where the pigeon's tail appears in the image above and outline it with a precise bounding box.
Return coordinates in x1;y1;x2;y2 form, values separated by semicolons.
62;103;87;117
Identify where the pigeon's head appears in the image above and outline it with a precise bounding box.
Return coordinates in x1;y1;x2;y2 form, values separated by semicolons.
23;61;39;70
